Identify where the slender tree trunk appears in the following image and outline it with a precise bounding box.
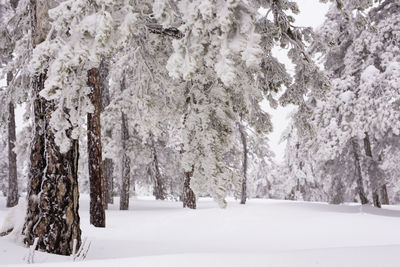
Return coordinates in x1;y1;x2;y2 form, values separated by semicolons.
99;58;114;206
149;133;166;200
381;184;389;205
87;68;106;227
6;72;18;208
351;138;369;204
363;133;381;208
23;0;81;255
183;166;196;209
119;112;130;210
23;73;81;255
103;158;113;206
238;122;248;205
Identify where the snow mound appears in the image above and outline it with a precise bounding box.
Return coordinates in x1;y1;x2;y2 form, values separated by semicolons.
1;199;26;243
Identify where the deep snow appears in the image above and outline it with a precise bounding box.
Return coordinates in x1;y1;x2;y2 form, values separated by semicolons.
1;195;400;267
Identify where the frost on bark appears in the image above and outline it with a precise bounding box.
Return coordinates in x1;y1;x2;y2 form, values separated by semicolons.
149;133;166;200
23;73;81;255
6;72;18;208
238;122;248;205
119;112;130;210
87;68;106;227
23;0;81;255
183;166;196;209
99;58;114;206
351;138;369;205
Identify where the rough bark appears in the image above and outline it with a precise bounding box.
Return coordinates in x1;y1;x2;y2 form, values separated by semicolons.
6;72;18;208
183;166;196;209
149;133;166;200
351;138;369;205
23;0;81;255
238;122;248;205
119;112;130;210
23;72;81;255
87;68;106;227
99;58;114;206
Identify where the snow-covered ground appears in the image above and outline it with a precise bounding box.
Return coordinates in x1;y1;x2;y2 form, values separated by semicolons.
1;195;400;267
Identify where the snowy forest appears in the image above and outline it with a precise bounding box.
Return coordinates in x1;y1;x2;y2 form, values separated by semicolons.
0;0;400;266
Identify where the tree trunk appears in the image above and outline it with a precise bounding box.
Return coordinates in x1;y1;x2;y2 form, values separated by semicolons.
351;138;369;204
149;133;166;200
238;122;248;205
6;72;18;208
119;112;130;210
23;0;81;255
380;184;389;205
99;58;114;206
103;158;113;206
183;166;196;209
363;132;381;208
87;68;106;227
23;73;81;255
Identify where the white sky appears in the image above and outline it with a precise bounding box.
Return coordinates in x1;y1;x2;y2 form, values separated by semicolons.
267;0;330;163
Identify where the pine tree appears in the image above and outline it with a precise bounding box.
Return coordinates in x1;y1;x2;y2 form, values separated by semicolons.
285;0;400;206
23;0;81;255
99;58;114;207
120;110;131;210
0;0;20;208
6;71;18;208
87;67;106;227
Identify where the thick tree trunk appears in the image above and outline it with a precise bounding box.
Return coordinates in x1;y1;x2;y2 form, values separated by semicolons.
6;72;18;208
99;58;114;206
183;166;196;209
87;68;106;227
238;122;248;205
119;112;130;210
351;138;369;204
23;0;81;255
23;73;81;255
149;133;166;200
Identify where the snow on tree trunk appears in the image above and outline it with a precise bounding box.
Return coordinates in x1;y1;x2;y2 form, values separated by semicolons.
183;166;196;209
23;72;81;255
120;112;130;210
87;68;106;227
23;0;81;255
351;138;369;205
149;133;166;200
6;71;18;208
238;122;248;205
99;58;114;206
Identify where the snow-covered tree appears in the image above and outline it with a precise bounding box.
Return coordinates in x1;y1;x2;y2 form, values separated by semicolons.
151;0;326;208
285;0;400;206
22;0;81;255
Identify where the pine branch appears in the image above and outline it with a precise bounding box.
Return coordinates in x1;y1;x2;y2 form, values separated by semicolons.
146;23;183;39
